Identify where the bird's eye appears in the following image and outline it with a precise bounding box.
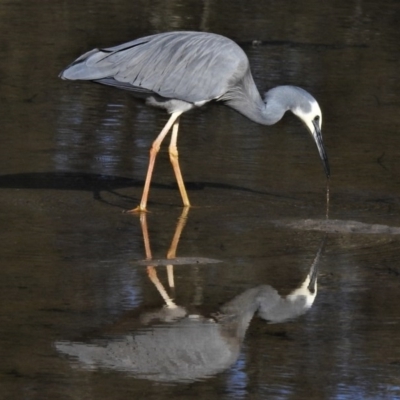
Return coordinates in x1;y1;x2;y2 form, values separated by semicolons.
314;115;320;122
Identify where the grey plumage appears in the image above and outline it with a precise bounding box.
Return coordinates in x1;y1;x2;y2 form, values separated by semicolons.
60;31;330;211
61;32;248;106
55;250;320;382
56;318;239;382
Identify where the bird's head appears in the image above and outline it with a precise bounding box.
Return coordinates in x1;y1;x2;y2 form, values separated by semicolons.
290;88;330;178
264;86;330;178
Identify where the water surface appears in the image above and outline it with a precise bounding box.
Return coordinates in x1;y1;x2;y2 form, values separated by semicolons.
1;1;400;399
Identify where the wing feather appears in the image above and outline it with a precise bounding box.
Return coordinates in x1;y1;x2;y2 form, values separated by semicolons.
61;32;249;104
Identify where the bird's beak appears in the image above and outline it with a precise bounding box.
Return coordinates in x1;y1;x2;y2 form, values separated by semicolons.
311;119;330;178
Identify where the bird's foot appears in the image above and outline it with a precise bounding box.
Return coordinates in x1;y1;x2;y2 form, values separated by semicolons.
124;205;149;214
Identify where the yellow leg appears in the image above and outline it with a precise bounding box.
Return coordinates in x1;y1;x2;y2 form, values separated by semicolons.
139;212;152;260
169;117;191;207
166;207;189;288
128;111;183;213
140;212;177;308
166;265;175;289
167;207;189;259
147;266;177;308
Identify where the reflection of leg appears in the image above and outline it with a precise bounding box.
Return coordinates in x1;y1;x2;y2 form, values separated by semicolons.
166;265;175;289
169;117;191;207
129;111;183;213
140;210;178;307
141;213;175;307
139;212;152;260
166;208;189;288
147;266;177;308
167;207;189;259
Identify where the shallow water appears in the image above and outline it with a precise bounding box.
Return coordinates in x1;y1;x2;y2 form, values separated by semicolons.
1;0;400;399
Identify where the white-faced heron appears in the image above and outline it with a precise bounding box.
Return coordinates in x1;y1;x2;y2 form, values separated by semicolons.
55;249;320;382
60;31;330;212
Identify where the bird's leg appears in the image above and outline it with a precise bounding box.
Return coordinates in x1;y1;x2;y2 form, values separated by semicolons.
169;117;191;207
147;266;177;308
128;111;183;213
139;211;177;307
139;212;153;260
165;207;189;288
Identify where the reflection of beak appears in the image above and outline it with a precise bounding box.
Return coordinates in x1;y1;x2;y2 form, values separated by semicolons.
307;236;326;293
312;119;330;178
307;260;318;294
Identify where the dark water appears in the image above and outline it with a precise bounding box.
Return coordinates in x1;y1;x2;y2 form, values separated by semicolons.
1;1;400;399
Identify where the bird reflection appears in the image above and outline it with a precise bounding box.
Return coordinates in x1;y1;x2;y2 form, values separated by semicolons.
139;207;191;322
56;212;324;383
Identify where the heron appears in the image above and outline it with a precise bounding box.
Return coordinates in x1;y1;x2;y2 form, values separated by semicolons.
60;31;330;212
55;244;320;382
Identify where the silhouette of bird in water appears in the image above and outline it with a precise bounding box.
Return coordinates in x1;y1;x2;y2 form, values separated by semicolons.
55;242;322;382
60;31;330;212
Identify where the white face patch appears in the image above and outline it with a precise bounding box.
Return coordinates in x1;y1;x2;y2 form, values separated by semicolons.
287;274;317;309
293;99;322;134
311;99;322;128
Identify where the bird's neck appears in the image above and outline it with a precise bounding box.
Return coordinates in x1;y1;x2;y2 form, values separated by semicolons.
224;74;286;126
218;286;264;340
